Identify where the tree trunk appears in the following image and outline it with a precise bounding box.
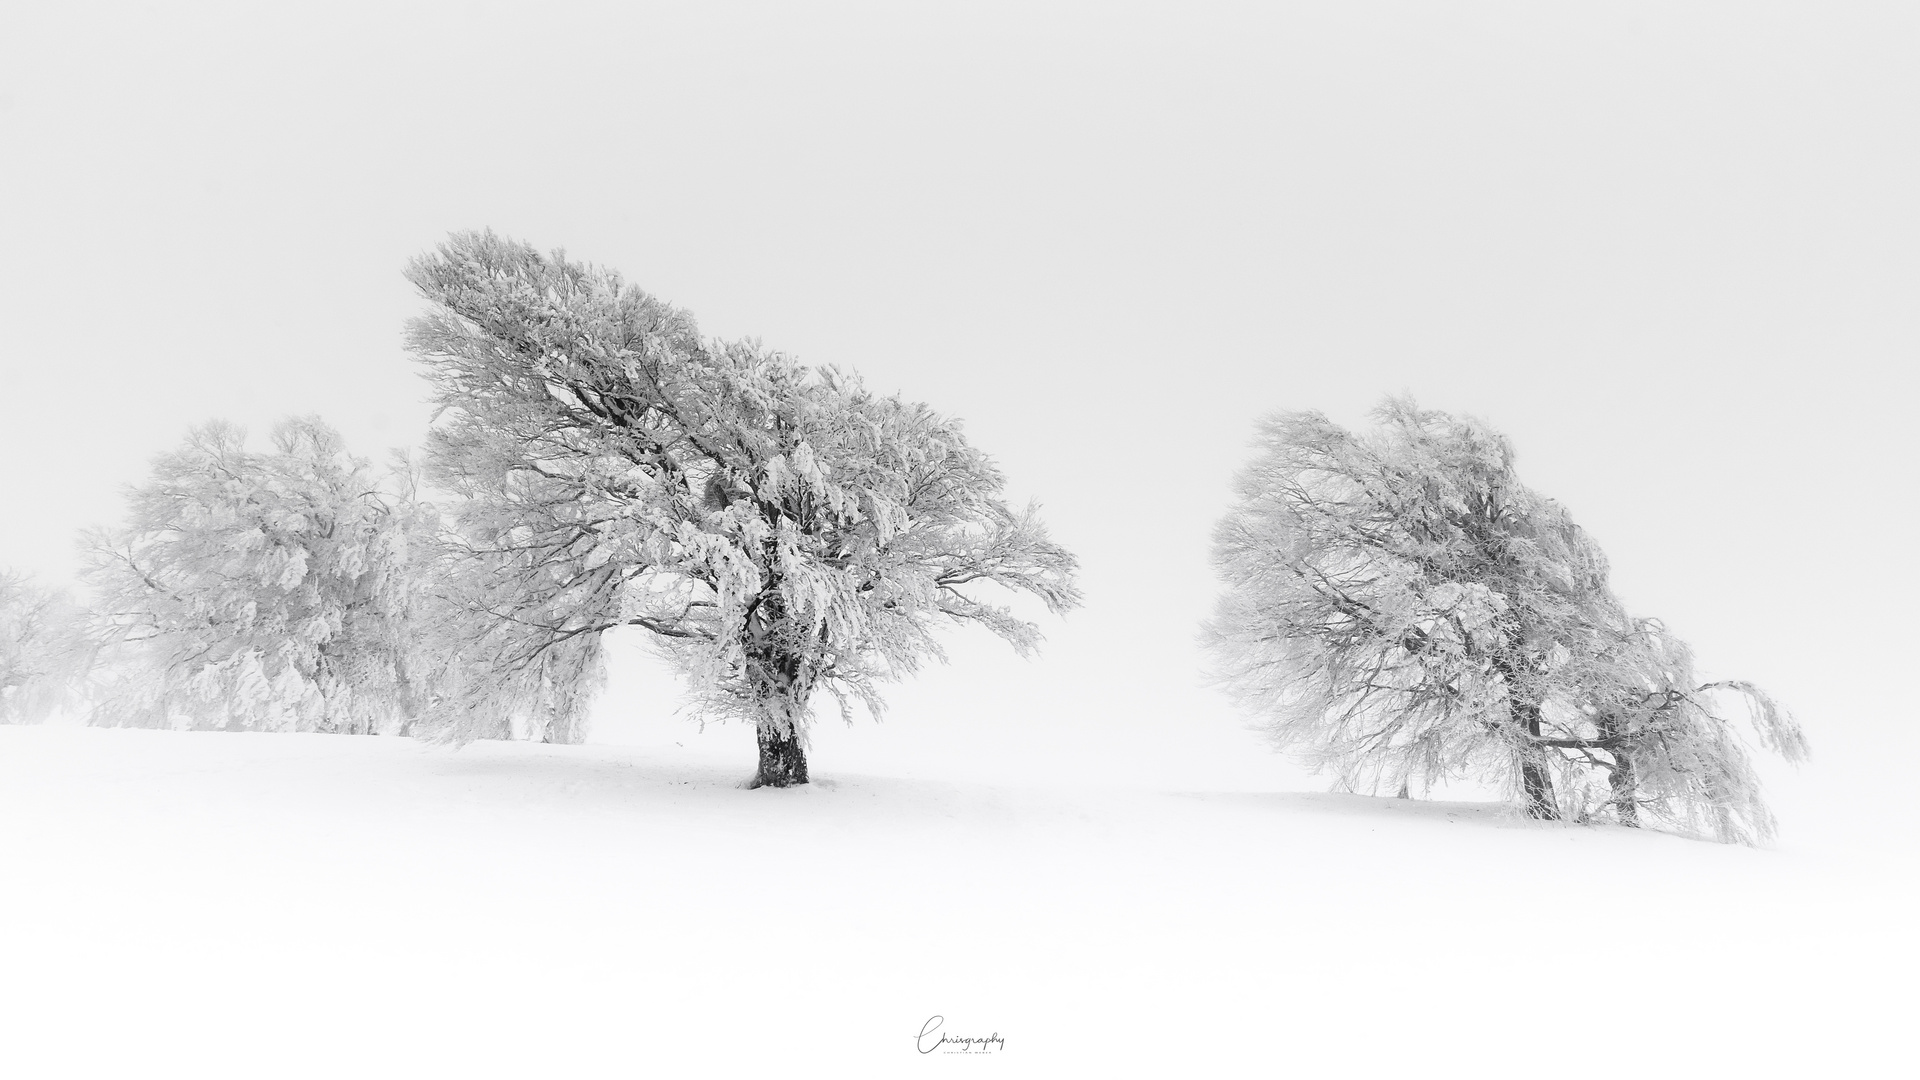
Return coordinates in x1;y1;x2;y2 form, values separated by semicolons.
1516;698;1559;820
1609;752;1638;828
750;721;809;788
1494;655;1557;820
1521;760;1558;820
1597;713;1637;827
740;590;816;789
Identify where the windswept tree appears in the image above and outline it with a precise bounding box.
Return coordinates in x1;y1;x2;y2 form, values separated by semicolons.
81;418;431;734
0;571;90;724
1205;398;1805;844
405;230;1080;786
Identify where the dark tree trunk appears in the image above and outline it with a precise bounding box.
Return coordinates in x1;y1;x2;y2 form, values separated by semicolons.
1521;760;1558;820
750;722;809;788
1494;654;1558;820
1609;752;1639;828
1596;713;1637;827
1516;698;1559;821
740;588;816;789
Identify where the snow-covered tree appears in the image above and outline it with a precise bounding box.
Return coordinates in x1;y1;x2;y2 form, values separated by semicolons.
1204;398;1805;844
81;418;430;734
0;571;90;724
404;230;1081;785
403;499;608;746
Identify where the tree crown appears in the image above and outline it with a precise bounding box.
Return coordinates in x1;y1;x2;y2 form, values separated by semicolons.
405;231;1079;744
1207;398;1804;843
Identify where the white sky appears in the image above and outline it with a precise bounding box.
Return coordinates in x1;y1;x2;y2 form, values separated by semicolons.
3;2;1914;833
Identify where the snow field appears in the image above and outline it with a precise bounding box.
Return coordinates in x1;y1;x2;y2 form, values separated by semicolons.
0;725;1906;1077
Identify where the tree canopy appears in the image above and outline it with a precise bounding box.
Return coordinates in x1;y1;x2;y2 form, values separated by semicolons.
0;571;88;725
405;230;1080;785
80;418;429;734
1205;398;1806;843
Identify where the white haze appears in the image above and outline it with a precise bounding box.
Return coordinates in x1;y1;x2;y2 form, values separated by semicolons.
1;1;1915;1071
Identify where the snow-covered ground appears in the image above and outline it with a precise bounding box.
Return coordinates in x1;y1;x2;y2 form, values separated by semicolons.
2;715;1908;1078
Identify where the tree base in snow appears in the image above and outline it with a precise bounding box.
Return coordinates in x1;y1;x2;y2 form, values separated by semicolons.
1522;762;1559;820
748;724;809;789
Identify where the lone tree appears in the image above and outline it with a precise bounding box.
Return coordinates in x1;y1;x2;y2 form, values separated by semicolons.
404;230;1080;786
1205;398;1806;844
81;418;431;734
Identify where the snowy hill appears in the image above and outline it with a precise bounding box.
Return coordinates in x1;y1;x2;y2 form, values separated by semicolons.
1;724;1905;1077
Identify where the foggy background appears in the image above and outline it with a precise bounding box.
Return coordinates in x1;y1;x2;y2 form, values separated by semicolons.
3;1;1914;842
